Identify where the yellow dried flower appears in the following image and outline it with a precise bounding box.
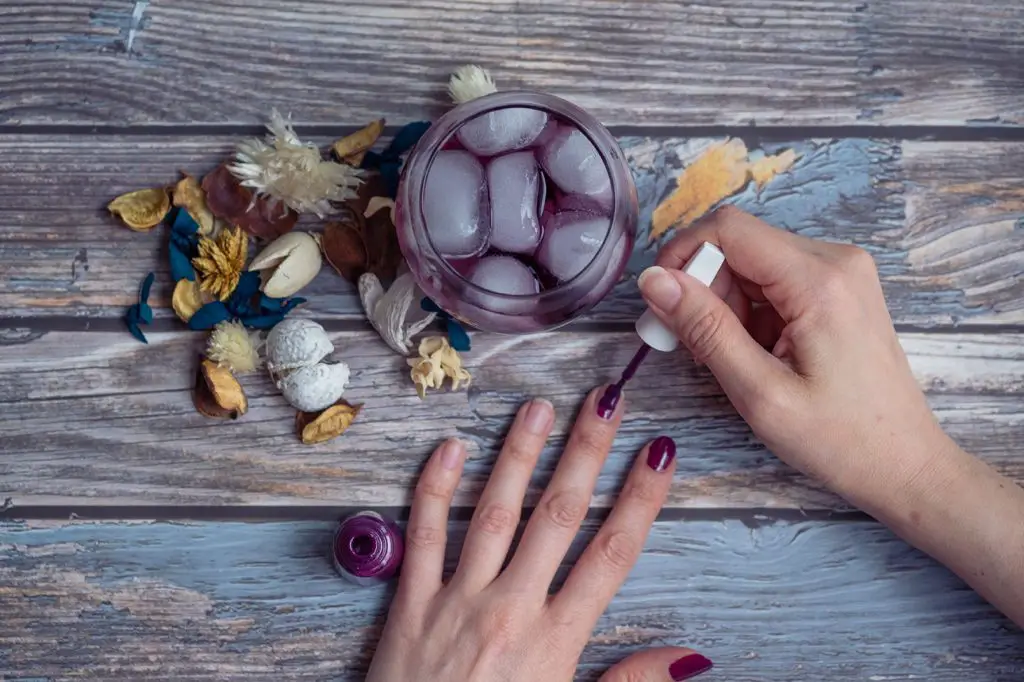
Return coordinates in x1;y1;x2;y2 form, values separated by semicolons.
193;226;248;301
230;109;363;218
171;279;205;322
108;188;170;231
172;174;218;236
206;320;262;374
332;119;385;166
408;336;472;399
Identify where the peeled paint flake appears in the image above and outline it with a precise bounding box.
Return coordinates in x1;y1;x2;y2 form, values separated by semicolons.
108;188;170;231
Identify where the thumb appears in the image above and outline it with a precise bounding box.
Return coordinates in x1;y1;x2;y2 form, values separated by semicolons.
598;646;713;681
638;265;794;410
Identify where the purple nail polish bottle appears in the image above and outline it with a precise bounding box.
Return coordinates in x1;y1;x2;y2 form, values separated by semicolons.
332;511;404;585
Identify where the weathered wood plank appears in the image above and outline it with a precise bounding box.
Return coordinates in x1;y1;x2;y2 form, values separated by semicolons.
1;0;1022;126
2;136;1022;325
1;330;1021;508
2;520;1021;681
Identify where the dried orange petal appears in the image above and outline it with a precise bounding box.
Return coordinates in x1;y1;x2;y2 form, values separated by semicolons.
108;188;170;231
171;279;204;322
295;399;362;444
173;174;217;236
332;119;385;165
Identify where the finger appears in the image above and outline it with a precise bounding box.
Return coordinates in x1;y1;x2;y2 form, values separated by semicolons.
638;265;799;420
598;647;714;682
452;398;555;591
655;205;820;319
396;438;465;605
550;436;674;632
503;386;621;591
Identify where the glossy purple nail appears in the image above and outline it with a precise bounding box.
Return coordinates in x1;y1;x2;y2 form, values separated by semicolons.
647;436;676;472
669;653;713;680
596;384;621;419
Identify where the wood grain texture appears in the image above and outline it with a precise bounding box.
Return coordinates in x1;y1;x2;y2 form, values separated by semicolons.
2;136;1022;325
2;520;1022;681
1;329;1021;508
1;0;1022;126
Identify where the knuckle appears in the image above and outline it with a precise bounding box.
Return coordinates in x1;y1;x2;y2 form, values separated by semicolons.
618;671;656;682
542;489;589;530
621;476;660;506
405;523;444;550
474;502;519;536
501;440;537;466
596;530;640;571
415;477;451;503
683;305;729;362
480;602;521;645
839;244;876;275
572;429;610;463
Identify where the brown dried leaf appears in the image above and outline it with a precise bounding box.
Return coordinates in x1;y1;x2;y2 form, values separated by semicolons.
332;119;385;164
295;399;362;444
171;279;204;322
321;219;368;283
346;172;390;218
363;203;402;281
172;174;216;235
202;164;299;240
108;188;170;231
193;358;248;419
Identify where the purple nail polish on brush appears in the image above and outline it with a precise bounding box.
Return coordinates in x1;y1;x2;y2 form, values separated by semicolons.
332;511;404;585
596;343;651;418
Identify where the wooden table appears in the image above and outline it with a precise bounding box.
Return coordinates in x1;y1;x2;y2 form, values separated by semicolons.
2;2;1023;680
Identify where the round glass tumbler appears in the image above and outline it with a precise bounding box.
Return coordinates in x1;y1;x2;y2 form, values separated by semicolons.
396;92;638;333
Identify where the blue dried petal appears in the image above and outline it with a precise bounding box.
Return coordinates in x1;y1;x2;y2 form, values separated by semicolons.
386;121;431;157
138;302;154;325
447;319;471;352
232;271;261;301
361;122;431;198
171;207;200;236
258;294;283;312
188;301;231;330
379;163;402;198
139;272;155;303
125;318;148;344
420;297;444;315
169;243;196;282
239;312;286;329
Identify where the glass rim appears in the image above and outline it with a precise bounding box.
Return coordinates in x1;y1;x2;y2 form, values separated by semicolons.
402;90;635;304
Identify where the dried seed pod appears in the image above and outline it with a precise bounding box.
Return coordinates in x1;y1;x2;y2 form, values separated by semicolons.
332;119;386;166
108;188;171;231
203;164;299;241
321;219;368;283
172;174;217;236
295;399;362;444
249;232;323;298
192;358;248;419
278;362;350;412
171;279;205;322
265;318;334;374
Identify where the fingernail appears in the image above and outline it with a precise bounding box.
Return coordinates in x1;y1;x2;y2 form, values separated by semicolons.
647;436;676;472
523;398;554;434
638;266;683;310
439;439;463;470
596;384;621;420
669;653;713;680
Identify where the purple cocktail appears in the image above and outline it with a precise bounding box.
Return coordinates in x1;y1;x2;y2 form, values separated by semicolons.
396;92;638;333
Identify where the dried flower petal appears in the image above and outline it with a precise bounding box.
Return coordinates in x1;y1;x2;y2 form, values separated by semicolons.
207;320;262;374
332;119;385;165
172;279;205;322
172;174;218;236
108;188;170;231
231;109;363;218
360;272;436;355
203;164;299;241
407;335;471;399
449;65;497;104
192;357;248;419
321;219;368;283
295;399;362;445
193;226;248;302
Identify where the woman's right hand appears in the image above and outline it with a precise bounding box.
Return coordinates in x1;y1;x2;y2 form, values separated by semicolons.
638;206;953;500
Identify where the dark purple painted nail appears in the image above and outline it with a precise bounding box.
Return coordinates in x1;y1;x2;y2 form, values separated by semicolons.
647;436;676;472
596;384;620;419
669;653;713;680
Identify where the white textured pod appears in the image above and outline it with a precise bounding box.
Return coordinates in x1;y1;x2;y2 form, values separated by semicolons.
635;242;726;352
278;362;351;412
265;319;334;374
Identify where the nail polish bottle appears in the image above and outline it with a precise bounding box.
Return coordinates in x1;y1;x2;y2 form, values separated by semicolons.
332;511;405;585
635;242;726;351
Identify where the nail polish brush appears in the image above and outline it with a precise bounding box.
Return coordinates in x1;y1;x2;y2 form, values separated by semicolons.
598;242;726;416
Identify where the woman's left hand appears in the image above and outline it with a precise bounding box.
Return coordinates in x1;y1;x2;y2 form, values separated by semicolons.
366;388;713;682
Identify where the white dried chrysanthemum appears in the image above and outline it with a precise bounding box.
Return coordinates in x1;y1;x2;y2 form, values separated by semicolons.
207;320;263;374
230;110;362;218
448;65;497;104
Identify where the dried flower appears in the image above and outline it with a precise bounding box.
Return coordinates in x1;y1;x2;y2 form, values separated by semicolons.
124;272;156;344
295;399;362;445
171;278;205;322
408;336;471;399
172;174;220;237
248;232;323;298
193;226;248;302
449;65;497;104
321;219;368;283
207;320;262;374
204;164;300;241
360;272;436;355
230;109;362;218
108;188;170;231
193;357;248;419
332;119;385;166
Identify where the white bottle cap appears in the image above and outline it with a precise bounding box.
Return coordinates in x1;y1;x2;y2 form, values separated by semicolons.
635;242;726;352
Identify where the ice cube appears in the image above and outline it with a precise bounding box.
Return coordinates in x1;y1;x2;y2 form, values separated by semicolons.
538;125;613;212
467;255;540;296
457;107;548;156
557;192;610;216
536;211;611;282
486;151;543;254
423;150;490;258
